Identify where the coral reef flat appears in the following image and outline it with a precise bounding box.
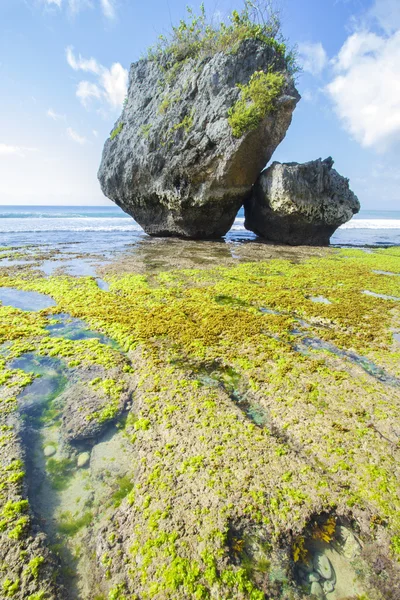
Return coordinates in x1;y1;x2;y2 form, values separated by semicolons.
1;241;400;599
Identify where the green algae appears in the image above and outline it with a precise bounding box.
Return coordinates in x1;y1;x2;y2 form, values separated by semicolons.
46;457;76;491
1;247;400;598
57;510;93;536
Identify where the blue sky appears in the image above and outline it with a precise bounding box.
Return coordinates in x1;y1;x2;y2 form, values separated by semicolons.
0;0;399;209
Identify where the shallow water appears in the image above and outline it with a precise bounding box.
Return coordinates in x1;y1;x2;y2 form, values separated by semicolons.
363;289;400;301
295;523;368;599
308;295;332;305
11;320;132;598
296;335;400;386
95;278;110;291
0;287;56;311
373;270;400;276
46;313;116;347
10;354;68;426
196;366;270;427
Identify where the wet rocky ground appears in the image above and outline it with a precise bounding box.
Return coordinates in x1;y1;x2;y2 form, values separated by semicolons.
0;242;400;599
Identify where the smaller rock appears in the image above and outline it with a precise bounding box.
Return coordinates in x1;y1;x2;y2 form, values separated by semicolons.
340;528;361;559
313;552;333;580
77;452;90;468
44;445;56;457
310;581;325;599
245;157;360;246
307;572;321;583
323;579;335;593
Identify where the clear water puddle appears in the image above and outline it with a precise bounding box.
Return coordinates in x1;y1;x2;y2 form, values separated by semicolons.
259;305;399;386
8;318;131;598
295;336;400;387
10;354;67;423
373;270;400;276
308;295;332;305
41;258;100;277
0;258;36;267
363;289;400;301
95;278;110;291
196;365;269;427
295;521;368;599
46;313;117;347
260;307;281;315
0;287;56;311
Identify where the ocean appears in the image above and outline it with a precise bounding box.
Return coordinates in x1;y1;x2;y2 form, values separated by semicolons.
0;205;399;251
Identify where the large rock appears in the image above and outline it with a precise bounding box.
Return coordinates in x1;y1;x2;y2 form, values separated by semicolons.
98;39;300;239
245;157;360;245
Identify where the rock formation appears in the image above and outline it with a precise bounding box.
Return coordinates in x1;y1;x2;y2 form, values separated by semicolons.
98;39;300;238
244;157;360;245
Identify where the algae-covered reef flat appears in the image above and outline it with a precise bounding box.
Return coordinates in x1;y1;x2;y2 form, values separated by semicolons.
1;246;400;599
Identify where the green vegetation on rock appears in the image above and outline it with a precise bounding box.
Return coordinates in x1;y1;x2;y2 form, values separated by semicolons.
228;70;285;137
110;122;124;140
148;1;294;75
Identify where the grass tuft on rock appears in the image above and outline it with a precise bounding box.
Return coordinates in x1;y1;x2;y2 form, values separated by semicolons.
228;70;285;137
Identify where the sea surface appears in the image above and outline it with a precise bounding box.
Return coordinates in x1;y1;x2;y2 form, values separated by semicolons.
0;206;399;252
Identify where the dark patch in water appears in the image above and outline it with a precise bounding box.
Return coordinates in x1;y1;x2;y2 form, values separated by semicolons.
0;287;56;311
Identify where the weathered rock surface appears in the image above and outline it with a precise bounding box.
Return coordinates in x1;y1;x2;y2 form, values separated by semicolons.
98;39;300;238
245;157;360;245
59;366;133;444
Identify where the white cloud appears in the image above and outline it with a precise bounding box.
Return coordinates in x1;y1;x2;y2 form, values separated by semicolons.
0;144;37;158
47;108;66;121
100;63;128;107
66;46;100;74
369;0;400;34
100;0;115;19
326;30;400;150
298;42;328;76
41;0;117;17
66;127;87;144
66;47;128;110
92;130;98;137
67;0;92;15
76;81;102;107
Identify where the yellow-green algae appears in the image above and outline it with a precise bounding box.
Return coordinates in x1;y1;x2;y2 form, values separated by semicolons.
0;247;400;598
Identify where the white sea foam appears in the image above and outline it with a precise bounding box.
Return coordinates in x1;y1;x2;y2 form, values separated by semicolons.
0;217;142;233
340;219;400;230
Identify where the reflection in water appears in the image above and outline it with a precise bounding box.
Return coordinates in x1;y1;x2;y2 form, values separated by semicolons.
0;287;56;311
